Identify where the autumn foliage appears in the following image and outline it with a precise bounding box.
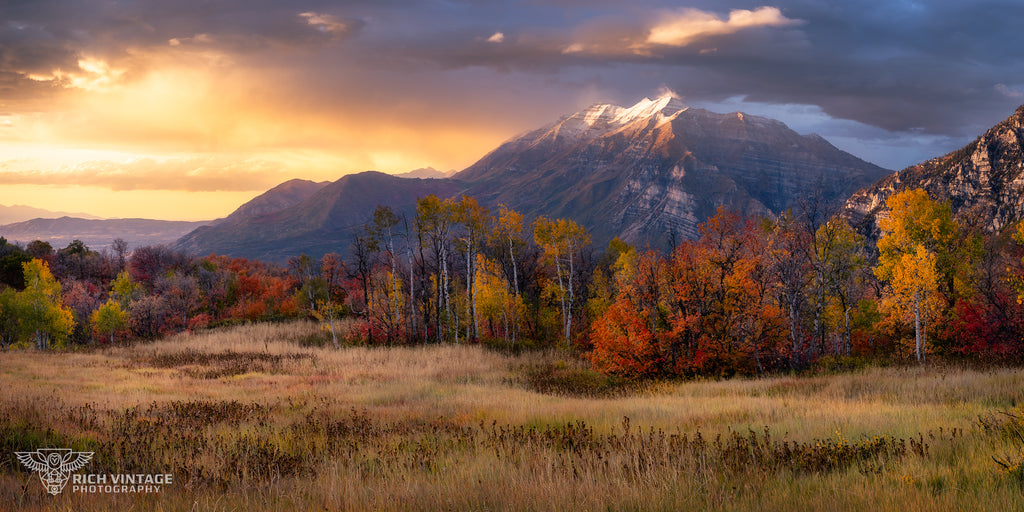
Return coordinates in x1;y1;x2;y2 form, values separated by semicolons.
4;188;1024;376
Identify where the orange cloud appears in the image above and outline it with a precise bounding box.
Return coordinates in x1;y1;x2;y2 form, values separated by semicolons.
0;157;287;191
646;7;801;48
561;6;802;56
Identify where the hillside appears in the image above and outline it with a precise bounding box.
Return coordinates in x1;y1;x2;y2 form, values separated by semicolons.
173;172;466;261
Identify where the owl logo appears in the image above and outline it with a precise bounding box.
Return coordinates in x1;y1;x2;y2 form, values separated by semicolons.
15;448;94;495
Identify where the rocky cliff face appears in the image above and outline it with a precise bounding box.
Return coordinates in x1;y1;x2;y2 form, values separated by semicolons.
459;95;891;246
843;104;1024;238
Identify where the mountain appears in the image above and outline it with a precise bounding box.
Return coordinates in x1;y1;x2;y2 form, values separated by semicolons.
173;172;465;262
458;95;891;243
0;204;103;225
843;104;1024;238
215;178;330;225
174;95;892;261
394;167;455;179
0;217;210;252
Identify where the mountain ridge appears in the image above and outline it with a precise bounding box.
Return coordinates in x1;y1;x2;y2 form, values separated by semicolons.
174;172;466;261
457;95;891;243
172;95;893;261
0;204;104;225
842;103;1024;238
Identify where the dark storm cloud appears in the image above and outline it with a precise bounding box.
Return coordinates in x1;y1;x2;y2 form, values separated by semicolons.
364;0;1024;139
0;0;363;97
3;0;1023;168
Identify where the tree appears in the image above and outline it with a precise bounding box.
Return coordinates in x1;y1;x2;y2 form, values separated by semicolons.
156;272;200;332
350;235;376;319
876;188;978;312
111;238;129;271
492;205;526;344
128;294;168;338
534;216;590;347
111;270;142;307
475;254;526;345
884;245;940;362
588;249;671;377
817;218;866;356
367;206;403;343
456;196;490;341
62;278;101;344
129;245;187;289
311;299;346;349
91;299;129;344
875;189;950;362
766;212;812;367
0;288;20;350
0;249;31;289
18;259;75;349
416;195;459;343
26;240;53;260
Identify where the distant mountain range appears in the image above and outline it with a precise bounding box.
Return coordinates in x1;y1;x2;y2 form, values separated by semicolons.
393;167;456;179
843;104;1024;238
0;204;103;225
0;217;210;252
174;172;464;261
172;95;892;261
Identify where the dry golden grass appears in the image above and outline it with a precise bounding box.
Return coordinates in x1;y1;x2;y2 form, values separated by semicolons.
2;321;1024;511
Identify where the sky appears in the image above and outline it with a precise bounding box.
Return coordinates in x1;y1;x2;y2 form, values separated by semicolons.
2;0;1024;221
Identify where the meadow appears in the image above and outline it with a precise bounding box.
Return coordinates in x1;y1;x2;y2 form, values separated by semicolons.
3;321;1024;511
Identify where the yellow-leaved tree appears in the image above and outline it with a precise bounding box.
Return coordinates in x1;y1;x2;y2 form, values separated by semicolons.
875;189;961;362
534;216;590;347
475;254;525;345
18;259;75;349
888;245;940;362
91;299;129;344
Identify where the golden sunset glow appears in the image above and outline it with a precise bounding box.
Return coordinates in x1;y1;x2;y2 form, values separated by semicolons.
0;11;525;220
2;2;1022;222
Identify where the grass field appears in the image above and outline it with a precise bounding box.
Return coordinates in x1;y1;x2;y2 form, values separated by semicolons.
3;321;1024;511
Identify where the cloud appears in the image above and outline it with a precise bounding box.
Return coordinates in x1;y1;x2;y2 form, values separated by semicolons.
2;0;1024;181
0;1;365;106
300;12;359;40
645;7;802;48
554;6;803;57
996;83;1024;99
0;157;288;191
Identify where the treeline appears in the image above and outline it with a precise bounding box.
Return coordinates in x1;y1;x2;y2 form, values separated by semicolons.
3;189;1024;378
0;238;301;349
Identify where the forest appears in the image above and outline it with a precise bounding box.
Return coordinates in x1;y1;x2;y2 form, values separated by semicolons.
2;188;1023;378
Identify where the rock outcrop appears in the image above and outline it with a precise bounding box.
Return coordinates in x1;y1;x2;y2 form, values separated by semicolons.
843;105;1024;238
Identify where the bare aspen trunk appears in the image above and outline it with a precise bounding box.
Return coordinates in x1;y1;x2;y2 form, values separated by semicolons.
914;290;923;363
565;242;575;348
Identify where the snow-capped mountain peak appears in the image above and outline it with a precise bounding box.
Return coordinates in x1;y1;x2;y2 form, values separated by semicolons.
546;95;688;140
614;95;687;124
